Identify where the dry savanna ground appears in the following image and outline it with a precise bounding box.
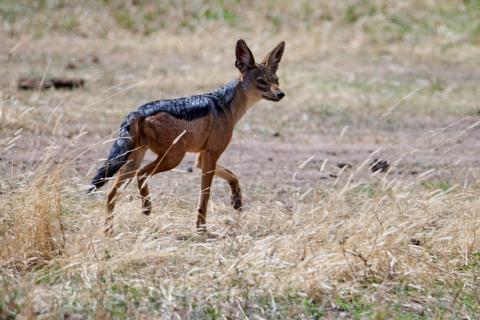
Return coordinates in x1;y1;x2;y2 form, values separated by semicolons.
1;1;480;319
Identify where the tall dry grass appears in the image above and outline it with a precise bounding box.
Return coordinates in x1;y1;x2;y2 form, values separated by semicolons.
0;154;65;270
0;138;479;318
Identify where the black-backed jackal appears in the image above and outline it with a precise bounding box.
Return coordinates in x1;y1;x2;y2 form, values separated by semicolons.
89;39;285;233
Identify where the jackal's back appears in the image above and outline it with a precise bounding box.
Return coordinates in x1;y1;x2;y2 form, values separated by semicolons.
132;79;238;122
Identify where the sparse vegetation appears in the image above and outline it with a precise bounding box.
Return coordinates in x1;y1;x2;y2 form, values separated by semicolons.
1;0;480;319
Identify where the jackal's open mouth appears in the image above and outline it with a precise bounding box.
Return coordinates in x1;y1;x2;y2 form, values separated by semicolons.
262;95;279;102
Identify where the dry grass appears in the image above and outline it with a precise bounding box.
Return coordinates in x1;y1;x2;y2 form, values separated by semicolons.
1;1;480;319
1;151;479;318
0;161;65;270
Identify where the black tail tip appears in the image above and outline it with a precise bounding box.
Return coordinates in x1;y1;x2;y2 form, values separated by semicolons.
87;177;107;194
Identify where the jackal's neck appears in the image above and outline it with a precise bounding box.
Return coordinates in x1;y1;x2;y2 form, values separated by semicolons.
229;79;261;124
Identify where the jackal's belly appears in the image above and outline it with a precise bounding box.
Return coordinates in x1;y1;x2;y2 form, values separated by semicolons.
142;112;213;153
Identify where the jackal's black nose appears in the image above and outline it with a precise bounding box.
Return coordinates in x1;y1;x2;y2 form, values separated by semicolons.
276;91;285;100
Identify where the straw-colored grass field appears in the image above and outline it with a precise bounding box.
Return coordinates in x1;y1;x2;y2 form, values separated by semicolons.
1;1;480;319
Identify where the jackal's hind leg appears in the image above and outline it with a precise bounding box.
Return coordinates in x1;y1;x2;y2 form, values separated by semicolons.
106;166;137;234
136;148;186;216
137;175;151;215
105;148;146;235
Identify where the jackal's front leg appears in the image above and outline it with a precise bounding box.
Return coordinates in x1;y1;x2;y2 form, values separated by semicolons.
216;166;242;211
197;152;217;231
195;153;242;211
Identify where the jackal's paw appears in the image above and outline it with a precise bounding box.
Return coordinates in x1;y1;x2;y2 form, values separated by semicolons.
141;208;151;216
229;183;242;211
104;225;114;236
231;194;243;211
196;225;207;233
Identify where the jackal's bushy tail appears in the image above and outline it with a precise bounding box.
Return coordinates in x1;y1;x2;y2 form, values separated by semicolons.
88;118;137;193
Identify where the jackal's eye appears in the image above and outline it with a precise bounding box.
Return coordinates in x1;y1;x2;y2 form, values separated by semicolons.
256;78;268;86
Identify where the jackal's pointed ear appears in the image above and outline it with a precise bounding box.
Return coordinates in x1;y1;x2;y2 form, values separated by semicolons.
262;41;285;73
235;39;255;73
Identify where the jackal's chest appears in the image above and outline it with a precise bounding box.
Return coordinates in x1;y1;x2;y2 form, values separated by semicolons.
185;116;235;153
202;123;234;151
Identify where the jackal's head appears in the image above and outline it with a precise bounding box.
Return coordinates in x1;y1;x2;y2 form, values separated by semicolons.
235;39;285;102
